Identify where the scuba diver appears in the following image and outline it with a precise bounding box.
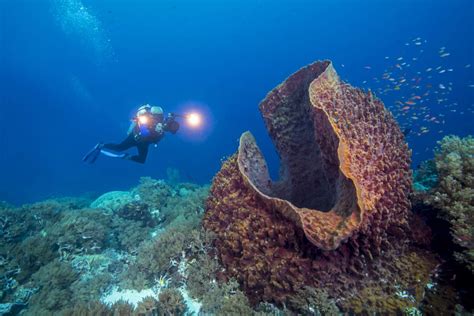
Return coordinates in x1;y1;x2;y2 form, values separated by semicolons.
83;104;180;164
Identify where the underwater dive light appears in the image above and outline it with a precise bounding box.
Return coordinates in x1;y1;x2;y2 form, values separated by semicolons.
172;112;203;128
186;112;202;128
138;115;149;125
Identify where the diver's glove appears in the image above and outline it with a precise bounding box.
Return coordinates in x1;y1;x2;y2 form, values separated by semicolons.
155;123;164;134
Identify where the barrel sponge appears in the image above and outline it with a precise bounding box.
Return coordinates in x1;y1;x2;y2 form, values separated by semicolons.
203;61;421;310
236;60;412;251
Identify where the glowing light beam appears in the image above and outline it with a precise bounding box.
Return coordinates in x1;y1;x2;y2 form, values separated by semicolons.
185;112;202;128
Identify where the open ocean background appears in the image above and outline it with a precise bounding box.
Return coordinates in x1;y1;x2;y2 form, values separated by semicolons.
1;0;473;204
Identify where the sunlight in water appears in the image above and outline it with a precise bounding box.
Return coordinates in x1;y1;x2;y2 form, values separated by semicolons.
51;0;114;62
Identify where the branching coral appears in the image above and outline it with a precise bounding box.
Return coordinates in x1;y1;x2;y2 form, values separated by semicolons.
200;279;254;315
90;191;135;213
186;252;221;300
28;259;79;312
1;179;214;315
59;301;113;316
12;235;57;282
161;186;209;226
287;286;340;315
133;177;173;206
111;217;153;254
158;288;187;315
117;201;156;227
124;221;210;288
135;296;159;315
48;209;111;257
428;135;474;272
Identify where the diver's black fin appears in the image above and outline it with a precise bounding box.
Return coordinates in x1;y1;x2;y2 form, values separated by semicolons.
83;143;103;164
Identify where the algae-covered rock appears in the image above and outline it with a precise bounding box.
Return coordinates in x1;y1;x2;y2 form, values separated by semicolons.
90;191;136;212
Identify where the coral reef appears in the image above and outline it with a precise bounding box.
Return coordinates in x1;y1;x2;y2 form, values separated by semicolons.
123;222;211;289
203;61;437;313
90;191;135;212
117;201;156;227
158;288;187;315
287;286;339;315
160;185;208;226
28;259;79;312
427;135;474;273
199;279;254;315
133;177;173;206
186;252;221;300
410;135;474;312
48;208;111;256
135;296;159;315
0;177;213;315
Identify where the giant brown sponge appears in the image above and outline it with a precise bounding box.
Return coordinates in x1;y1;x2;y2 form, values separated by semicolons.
221;60;411;251
203;61;435;311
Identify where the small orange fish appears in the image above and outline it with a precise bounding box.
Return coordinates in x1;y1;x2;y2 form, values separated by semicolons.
402;106;410;111
405;101;416;105
412;95;422;100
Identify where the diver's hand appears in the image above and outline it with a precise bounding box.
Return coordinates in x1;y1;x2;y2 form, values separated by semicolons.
155;123;164;134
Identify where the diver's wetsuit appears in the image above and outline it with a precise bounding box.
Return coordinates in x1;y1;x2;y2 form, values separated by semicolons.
103;134;151;164
102;114;179;164
83;108;180;165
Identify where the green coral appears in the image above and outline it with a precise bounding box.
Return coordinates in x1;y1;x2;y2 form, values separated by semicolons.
135;296;159;315
0;178;215;315
200;279;255;315
111;300;136;315
59;301;112;316
12;235;57;282
287;286;340;315
28;259;79;312
0;201;12;211
428;135;474;272
161;185;209;226
133;177;173;206
47;209;111;256
117;201;156;227
111;217;153;254
186;252;220;300
125;220;204;287
158;288;187;315
413;160;438;192
90;191;136;213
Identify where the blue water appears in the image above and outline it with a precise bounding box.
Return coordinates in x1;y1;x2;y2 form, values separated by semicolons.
1;0;473;204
